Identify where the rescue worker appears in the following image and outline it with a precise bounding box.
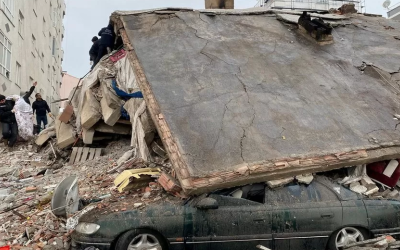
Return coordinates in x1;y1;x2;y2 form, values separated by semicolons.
32;93;52;133
0;95;18;149
20;81;37;105
93;21;115;68
89;36;99;66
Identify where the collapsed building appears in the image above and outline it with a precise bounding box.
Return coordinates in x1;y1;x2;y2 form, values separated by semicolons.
51;8;400;196
0;6;399;250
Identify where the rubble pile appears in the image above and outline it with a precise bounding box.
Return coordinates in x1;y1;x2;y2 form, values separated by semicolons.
0;137;175;249
345;235;400;250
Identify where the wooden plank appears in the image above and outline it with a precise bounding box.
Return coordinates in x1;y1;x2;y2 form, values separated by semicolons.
74;147;83;163
69;147;78;165
94;148;102;159
88;148;96;160
81;148;89;162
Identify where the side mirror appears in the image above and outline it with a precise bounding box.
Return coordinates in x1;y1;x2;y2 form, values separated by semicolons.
196;198;219;210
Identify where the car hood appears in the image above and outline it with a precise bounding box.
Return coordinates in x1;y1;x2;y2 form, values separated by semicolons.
79;197;184;224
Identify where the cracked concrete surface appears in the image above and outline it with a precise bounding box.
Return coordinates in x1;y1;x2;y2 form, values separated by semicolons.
121;11;400;179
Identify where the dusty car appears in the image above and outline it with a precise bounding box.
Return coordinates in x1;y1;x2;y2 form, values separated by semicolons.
71;176;400;250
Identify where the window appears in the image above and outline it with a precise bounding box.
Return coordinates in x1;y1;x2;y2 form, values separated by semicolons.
265;182;339;205
15;62;21;87
40;53;44;72
47;65;50;82
52;37;56;56
49;32;52;49
214;183;266;204
18;11;24;36
0;31;12;78
43;18;46;36
32;34;36;51
1;0;14;19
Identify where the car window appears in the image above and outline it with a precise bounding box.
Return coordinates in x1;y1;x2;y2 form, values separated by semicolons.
265;182;339;205
331;183;359;201
213;183;265;204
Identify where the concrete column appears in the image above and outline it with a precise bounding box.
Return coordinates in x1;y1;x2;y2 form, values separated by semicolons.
205;0;234;9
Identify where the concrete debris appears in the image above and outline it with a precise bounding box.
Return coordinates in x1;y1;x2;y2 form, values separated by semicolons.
0;138;174;249
81;90;102;129
35;126;56;146
267;177;294;188
55;118;76;149
296;174;314;185
158;172;182;195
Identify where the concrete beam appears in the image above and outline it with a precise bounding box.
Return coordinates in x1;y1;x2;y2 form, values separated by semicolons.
100;97;121;126
95;122;131;135
82;128;95;144
81;89;102;129
55;118;76;149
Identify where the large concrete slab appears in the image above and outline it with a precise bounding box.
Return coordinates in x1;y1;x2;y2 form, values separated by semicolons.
115;10;400;194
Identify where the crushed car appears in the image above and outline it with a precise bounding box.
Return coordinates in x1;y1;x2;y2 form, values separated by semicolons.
71;176;400;250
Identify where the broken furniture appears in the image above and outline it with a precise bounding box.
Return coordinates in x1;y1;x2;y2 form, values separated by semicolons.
367;160;400;188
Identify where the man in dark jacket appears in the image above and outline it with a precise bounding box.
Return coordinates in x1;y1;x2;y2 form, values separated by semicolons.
0;95;18;149
32;93;52;133
89;36;99;65
93;21;115;69
20;81;37;105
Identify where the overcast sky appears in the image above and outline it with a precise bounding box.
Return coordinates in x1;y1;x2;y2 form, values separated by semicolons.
62;0;393;78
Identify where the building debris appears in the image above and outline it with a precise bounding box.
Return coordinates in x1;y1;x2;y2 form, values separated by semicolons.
267;177;294;188
298;11;334;44
114;168;161;192
296;174;314;185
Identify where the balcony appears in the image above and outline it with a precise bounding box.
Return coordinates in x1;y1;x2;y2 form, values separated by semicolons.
388;3;400;20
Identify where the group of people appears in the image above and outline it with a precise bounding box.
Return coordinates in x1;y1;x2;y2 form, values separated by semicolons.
89;21;116;69
0;82;53;150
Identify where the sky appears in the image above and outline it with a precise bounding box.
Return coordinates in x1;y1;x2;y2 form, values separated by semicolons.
62;0;393;78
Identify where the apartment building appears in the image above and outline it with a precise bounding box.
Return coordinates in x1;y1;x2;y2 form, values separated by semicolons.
388;2;400;20
0;0;65;114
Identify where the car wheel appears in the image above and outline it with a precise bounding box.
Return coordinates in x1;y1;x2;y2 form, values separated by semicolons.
115;229;168;250
327;227;369;250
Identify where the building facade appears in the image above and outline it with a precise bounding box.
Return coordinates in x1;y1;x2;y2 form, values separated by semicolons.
257;0;365;12
388;3;400;20
0;0;65;114
60;71;78;112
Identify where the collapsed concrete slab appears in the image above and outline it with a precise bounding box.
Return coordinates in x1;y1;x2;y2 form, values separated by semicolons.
81;90;102;129
100;78;123;109
55;118;76;149
95;122;131;135
112;9;400;194
35;126;56;146
100;97;121;126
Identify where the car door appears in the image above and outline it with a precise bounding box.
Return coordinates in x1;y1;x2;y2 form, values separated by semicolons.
269;181;343;250
192;184;273;250
363;199;400;235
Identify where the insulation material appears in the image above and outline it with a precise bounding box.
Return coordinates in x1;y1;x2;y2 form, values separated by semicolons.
115;53;140;93
124;99;151;161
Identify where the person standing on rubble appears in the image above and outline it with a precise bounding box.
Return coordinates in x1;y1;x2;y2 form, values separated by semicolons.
20;81;37;106
32;93;53;133
0;95;18;150
89;36;99;66
93;21;115;69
